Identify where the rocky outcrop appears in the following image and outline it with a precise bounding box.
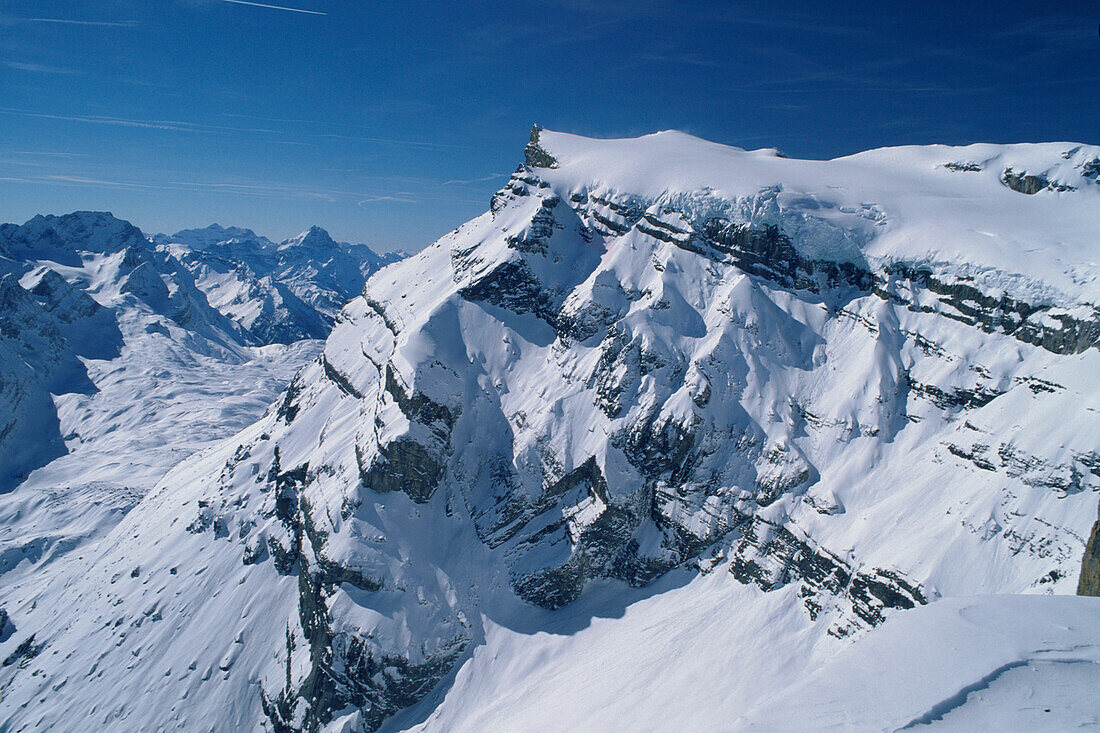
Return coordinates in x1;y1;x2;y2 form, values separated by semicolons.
1002;167;1075;194
0;607;13;643
524;124;558;169
728;515;927;636
458;258;561;330
1079;500;1100;596
1002;168;1049;194
877;265;1100;355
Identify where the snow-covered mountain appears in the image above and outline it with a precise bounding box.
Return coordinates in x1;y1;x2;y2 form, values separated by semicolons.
0;212;399;491
2;129;1099;731
0;212;248;489
156;223;403;344
0;211;329;636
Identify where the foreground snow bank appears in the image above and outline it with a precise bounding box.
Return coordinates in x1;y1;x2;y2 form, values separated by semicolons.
397;590;1100;732
740;594;1100;731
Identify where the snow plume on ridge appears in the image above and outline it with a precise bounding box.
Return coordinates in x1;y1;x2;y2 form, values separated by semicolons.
1;129;1099;731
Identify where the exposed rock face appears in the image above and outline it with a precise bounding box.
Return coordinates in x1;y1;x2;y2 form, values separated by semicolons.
1002;167;1049;194
0;607;13;643
524;124;559;169
1080;501;1100;596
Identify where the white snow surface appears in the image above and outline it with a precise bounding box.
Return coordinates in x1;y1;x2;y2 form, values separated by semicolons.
1;131;1099;732
397;589;1100;732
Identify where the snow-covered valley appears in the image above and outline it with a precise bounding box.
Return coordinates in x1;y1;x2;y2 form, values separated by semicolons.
1;128;1099;731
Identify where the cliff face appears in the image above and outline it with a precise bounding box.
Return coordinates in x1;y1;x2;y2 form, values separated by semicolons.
2;131;1099;732
1080;501;1100;596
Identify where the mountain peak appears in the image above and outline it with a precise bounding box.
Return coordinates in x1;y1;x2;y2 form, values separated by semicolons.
1;211;147;256
524;123;559;169
279;225;337;251
157;223;264;249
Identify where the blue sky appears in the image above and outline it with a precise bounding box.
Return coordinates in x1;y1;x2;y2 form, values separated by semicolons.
1;1;1095;251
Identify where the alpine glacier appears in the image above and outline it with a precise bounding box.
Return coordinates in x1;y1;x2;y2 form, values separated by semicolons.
1;128;1098;731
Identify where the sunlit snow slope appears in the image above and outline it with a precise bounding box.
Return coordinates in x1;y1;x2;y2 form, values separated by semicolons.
1;129;1098;732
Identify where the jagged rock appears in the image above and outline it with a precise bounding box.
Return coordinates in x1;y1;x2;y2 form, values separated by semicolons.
1002;167;1049;194
524;124;559;169
0;607;13;643
1079;500;1100;596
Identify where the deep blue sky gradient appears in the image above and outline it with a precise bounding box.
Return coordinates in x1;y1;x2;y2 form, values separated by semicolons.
1;0;1095;250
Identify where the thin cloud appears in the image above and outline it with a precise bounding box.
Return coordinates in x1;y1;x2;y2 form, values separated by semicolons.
13;17;139;27
218;0;325;15
7;151;91;158
0;108;220;133
33;173;413;205
441;174;507;185
218;112;465;149
358;195;417;205
5;61;82;75
0;107;460;149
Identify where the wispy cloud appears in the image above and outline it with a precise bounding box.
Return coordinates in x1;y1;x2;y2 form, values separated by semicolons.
218;0;325;15
0;107;461;150
441;174;506;185
7;151;91;158
217;111;462;149
0;107;225;133
358;195;417;205
21;173;416;205
9;17;139;28
4;61;82;75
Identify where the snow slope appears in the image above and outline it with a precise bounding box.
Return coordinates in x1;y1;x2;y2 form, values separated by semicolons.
738;594;1100;731
395;590;1100;732
0;212;248;490
1;129;1098;732
0;211;332;729
0;211;328;624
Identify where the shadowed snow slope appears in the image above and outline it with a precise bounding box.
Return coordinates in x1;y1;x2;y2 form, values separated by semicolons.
1;129;1099;732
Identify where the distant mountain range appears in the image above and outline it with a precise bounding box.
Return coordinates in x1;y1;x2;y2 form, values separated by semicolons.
0;211;401;490
154;222;404;344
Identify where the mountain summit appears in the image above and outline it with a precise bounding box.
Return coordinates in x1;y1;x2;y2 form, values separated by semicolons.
2;130;1099;731
278;225;339;251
